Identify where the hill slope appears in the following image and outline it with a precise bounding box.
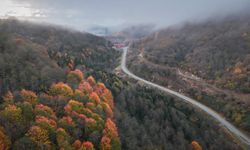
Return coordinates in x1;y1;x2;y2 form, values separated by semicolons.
0;19;120;97
0;69;121;149
0;19;245;150
128;14;250;135
132;14;250;93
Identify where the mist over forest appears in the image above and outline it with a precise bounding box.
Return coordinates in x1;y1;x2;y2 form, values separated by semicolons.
0;1;250;150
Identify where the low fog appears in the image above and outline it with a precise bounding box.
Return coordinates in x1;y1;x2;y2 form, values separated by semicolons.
1;0;250;31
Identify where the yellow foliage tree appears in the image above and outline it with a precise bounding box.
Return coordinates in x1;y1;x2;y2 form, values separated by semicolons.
26;126;51;148
49;82;73;97
20;89;38;106
1;105;23;123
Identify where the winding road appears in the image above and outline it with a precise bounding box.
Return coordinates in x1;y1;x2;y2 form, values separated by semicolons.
121;47;250;147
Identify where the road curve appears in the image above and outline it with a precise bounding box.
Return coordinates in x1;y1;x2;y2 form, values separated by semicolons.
121;47;250;146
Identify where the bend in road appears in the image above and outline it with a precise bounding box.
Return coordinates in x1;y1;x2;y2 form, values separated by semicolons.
121;46;250;147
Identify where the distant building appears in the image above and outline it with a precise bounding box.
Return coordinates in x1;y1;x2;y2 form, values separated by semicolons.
113;43;125;49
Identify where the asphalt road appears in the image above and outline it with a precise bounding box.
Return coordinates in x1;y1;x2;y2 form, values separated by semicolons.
121;47;250;146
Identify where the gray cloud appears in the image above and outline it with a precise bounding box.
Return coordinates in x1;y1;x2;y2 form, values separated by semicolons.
2;0;250;30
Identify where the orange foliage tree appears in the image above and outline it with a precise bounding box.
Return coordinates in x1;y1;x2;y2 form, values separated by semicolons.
0;127;11;150
35;115;57;129
191;141;202;150
100;136;111;150
82;141;95;150
78;81;93;95
87;76;96;86
101;103;113;118
72;140;95;150
94;83;114;109
2;91;13;104
89;92;101;105
67;69;84;86
34;104;57;120
101;118;120;149
72;140;82;149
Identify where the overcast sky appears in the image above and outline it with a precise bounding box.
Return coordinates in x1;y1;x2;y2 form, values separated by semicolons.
1;0;250;31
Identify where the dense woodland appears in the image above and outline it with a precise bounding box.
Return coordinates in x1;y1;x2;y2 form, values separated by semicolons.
0;19;120;97
0;19;245;149
128;14;250;135
114;83;240;150
132;14;250;93
87;68;242;150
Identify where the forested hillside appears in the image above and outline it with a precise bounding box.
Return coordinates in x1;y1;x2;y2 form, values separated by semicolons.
92;72;241;150
128;14;250;136
0;19;245;150
0;19;120;97
0;69;120;149
132;14;250;93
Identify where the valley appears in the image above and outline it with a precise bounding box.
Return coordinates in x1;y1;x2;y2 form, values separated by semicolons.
121;46;250;147
125;14;250;149
0;19;247;149
1;1;250;150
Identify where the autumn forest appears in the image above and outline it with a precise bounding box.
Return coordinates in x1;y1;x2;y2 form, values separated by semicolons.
0;16;249;150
